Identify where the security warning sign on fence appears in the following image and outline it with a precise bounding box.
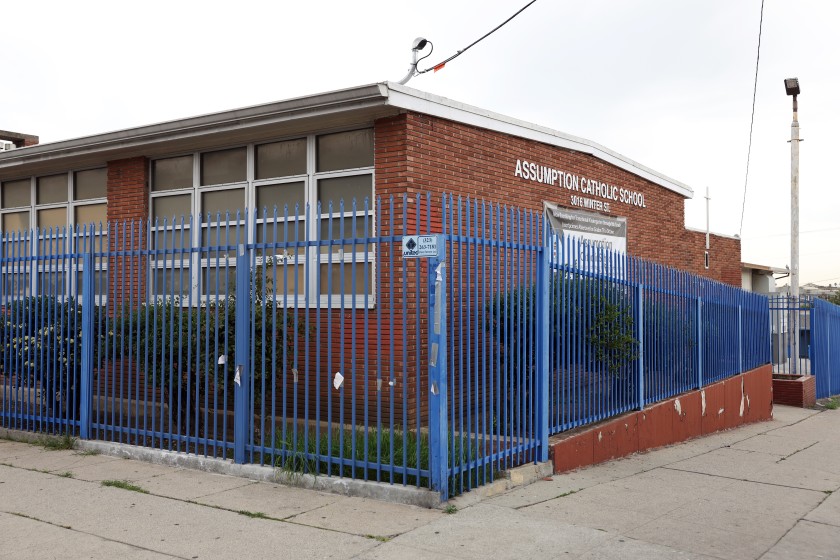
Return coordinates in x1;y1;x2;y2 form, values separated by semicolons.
402;235;442;259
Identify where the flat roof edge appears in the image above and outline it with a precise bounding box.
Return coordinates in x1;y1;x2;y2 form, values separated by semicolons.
0;83;390;168
684;226;740;240
384;82;694;199
1;81;696;201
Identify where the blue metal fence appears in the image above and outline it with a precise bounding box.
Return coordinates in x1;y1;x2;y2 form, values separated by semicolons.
0;194;773;499
812;298;840;398
769;295;813;375
546;235;770;434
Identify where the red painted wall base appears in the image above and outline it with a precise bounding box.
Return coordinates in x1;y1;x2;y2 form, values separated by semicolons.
550;364;773;474
772;375;816;408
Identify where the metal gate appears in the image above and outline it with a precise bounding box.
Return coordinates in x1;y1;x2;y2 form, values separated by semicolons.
769;295;813;376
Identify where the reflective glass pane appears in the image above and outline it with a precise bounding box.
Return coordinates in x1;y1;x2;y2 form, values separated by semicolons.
153;227;192;252
256;220;306;246
76;270;107;297
201;266;236;296
38;271;63;296
256;139;306;179
201;225;244;249
153;194;192;224
319;215;371;254
316;129;373;172
39;233;68;257
152;267;191;296
74;168;107;200
201;148;246;186
38;233;69;258
2;179;31;208
1;272;30;299
74;203;106;226
37;174;68;205
319;262;371;295
153;156;193;191
2;210;30;233
38;207;66;230
201;188;245;222
256;181;305;217
256;263;305;299
317;175;371;209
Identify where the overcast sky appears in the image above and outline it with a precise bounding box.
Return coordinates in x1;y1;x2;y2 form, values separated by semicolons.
4;0;837;285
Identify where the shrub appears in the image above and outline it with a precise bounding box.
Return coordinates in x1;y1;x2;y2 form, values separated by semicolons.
0;296;112;417
486;275;639;376
116;261;307;410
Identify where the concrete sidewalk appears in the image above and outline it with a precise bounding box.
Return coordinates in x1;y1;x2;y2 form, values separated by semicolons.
1;405;839;559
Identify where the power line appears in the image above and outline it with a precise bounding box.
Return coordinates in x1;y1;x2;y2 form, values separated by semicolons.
738;0;765;237
417;0;538;74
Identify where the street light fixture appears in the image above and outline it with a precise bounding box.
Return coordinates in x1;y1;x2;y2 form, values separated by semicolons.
785;77;802;373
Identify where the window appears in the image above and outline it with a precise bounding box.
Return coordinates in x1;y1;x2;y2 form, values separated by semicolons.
150;128;374;306
0;169;108;302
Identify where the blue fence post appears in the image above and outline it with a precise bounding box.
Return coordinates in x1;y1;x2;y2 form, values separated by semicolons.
637;283;645;410
828;312;833;396
697;297;703;388
428;236;448;500
738;304;743;374
233;244;251;464
535;224;550;463
79;248;95;440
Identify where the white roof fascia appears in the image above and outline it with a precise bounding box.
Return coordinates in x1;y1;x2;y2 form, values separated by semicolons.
0;84;391;170
684;226;740;240
1;81;695;200
384;82;694;199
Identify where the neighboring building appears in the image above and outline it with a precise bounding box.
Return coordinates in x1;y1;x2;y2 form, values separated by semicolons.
778;282;840;299
742;262;787;294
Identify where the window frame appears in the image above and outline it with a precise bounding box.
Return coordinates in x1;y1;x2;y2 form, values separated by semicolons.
0;168;108;305
149;128;376;308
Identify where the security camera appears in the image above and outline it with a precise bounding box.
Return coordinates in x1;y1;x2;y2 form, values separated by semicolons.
412;37;428;51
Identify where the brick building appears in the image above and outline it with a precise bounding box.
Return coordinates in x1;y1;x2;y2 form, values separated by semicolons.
0;83;743;430
0;82;739;287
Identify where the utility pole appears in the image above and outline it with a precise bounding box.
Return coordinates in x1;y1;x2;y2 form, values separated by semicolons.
785;77;802;373
704;187;710;269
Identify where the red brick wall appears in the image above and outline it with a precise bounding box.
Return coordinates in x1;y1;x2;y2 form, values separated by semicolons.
378;112;741;287
107;157;149;312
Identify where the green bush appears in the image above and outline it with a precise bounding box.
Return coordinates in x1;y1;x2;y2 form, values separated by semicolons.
0;296;112;416
486;275;639;376
116;261;307;408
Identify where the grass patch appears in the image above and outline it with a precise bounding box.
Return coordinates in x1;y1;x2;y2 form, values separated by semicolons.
237;510;269;519
824;398;839;410
74;449;101;456
42;433;75;451
57;471;74;478
270;425;499;496
365;535;392;542
101;480;149;494
443;504;457;514
272;426;432;486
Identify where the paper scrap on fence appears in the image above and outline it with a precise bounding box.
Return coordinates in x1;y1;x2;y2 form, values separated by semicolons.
218;355;226;365
333;372;344;390
234;366;241;387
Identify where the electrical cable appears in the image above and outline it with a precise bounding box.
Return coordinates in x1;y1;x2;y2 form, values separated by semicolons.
417;0;538;74
738;0;765;237
416;41;434;67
